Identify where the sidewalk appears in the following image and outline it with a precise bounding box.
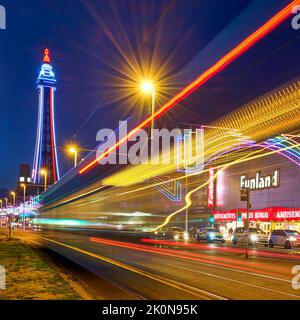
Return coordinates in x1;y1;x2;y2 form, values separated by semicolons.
0;232;88;300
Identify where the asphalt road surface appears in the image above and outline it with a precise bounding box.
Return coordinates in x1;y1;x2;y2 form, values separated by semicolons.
20;228;300;300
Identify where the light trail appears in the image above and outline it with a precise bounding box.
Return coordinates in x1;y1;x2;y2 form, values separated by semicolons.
43;141;300;215
89;237;291;277
79;1;299;174
151;142;300;231
100;81;300;187
140;238;300;261
37;235;226;300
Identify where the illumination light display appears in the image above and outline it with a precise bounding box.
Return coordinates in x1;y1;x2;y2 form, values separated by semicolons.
32;49;60;185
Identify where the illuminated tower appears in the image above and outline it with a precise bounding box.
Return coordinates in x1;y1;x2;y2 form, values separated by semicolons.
32;49;60;186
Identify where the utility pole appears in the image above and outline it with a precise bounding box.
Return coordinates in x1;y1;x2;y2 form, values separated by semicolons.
185;168;189;235
241;188;250;259
7;211;13;240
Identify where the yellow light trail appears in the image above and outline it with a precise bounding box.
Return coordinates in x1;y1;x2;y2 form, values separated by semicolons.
150;142;300;231
101;81;300;187
40;82;300;225
42;141;300;218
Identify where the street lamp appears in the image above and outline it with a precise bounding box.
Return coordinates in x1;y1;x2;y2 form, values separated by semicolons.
68;146;78;167
4;197;8;207
10;191;16;205
140;80;155;137
40;169;48;192
20;183;26;201
0;199;2;208
20;183;26;230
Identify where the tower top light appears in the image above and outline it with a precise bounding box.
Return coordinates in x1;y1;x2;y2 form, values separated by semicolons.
43;48;51;63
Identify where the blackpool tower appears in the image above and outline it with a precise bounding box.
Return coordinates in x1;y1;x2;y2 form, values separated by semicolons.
32;49;60;186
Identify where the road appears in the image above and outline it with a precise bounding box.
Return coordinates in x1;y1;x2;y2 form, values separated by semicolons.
20;228;300;300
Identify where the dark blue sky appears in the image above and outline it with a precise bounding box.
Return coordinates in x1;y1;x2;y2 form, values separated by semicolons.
0;0;299;190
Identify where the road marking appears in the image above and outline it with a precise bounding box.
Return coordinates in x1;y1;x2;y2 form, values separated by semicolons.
183;257;293;284
169;264;300;299
115;245;296;297
35;235;227;300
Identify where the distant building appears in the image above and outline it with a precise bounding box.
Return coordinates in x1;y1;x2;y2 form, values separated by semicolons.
18;164;31;185
16;164;41;202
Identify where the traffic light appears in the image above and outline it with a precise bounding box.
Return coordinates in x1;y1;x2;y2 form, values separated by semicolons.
237;211;242;222
208;215;215;224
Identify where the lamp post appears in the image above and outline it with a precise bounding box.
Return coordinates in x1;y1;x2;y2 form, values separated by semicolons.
40;169;48;192
20;183;26;230
4;197;8;207
0;199;2;208
140;80;155;138
68;146;78;167
10;192;16;205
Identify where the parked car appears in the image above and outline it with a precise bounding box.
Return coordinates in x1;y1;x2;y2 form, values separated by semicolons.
232;227;268;246
196;227;225;243
154;226;188;241
268;229;300;249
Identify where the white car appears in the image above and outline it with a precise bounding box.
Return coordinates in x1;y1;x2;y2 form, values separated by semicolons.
232;227;269;245
269;229;300;249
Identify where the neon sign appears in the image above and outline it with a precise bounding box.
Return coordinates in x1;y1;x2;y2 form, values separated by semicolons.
240;169;279;191
208;168;214;208
214;207;300;222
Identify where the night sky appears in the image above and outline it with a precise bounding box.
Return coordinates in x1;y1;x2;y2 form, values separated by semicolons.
0;0;299;190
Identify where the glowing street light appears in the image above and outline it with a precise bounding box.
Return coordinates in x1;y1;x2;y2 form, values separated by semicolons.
40;169;48;192
4;197;8;207
10;191;16;205
140;80;156;137
68;146;78;167
0;199;2;208
20;183;26;200
140;81;154;95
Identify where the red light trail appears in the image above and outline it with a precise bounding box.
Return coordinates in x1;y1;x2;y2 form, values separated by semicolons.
80;1;300;174
89;237;294;278
140;238;300;261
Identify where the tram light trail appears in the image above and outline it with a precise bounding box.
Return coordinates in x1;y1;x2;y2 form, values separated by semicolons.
79;1;299;175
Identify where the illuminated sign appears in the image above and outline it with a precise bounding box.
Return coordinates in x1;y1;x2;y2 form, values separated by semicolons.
275;210;300;220
208;168;214;208
240;169;279;191
214;207;300;222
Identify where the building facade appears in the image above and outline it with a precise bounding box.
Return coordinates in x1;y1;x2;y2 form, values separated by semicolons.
214;148;300;233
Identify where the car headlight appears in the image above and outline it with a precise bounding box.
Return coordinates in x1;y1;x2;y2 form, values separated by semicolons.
289;236;297;242
183;232;189;240
250;234;258;242
174;234;180;241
